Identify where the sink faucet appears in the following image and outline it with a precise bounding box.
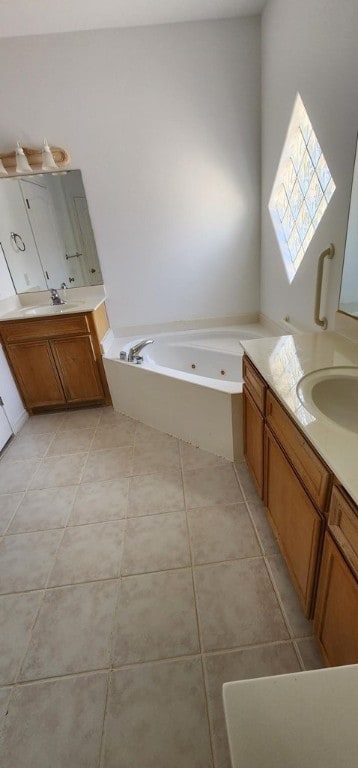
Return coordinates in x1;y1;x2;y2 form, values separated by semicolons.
128;339;154;362
50;288;66;306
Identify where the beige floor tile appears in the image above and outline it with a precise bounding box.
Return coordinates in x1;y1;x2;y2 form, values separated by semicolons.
128;471;184;517
48;521;125;586
112;569;199;665
4;433;54;461
296;637;324;670
0;529;63;594
184;464;243;508
133;433;180;474
266;554;313;637
248;501;280;555
92;423;136;450
1;672;107;768
234;461;262;502
99;408;136;428
0;591;43;685
188;503;260;565
30;453;87;490
180;442;229;471
20;413;64;436
194;559;288;651
0;459;40;493
81;446;133;483
69;478;129;525
122;512;190;575
134;422;170;441
0;493;23;534
46;428;94;456
102;658;213;768
20;580;118;681
59;408;102;430
8;486;77;534
0;686;12;714
204;643;301;768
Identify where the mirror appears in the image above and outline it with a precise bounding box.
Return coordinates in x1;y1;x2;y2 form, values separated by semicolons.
339;136;358;317
0;170;102;293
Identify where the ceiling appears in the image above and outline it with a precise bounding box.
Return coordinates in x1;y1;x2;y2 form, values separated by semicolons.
0;0;267;39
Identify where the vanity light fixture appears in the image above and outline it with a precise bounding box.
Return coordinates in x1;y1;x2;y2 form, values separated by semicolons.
42;138;59;171
0;158;8;176
0;145;70;174
15;142;32;173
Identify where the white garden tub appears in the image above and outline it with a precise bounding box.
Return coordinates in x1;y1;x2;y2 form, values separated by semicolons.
103;324;274;460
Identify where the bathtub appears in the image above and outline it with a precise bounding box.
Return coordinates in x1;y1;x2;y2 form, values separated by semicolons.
103;324;275;460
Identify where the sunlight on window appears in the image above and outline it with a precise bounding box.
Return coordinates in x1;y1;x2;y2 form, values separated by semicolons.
269;94;335;283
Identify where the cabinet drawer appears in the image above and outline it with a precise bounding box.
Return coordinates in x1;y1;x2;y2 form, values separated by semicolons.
328;485;358;577
266;390;330;512
0;314;90;343
243;356;266;414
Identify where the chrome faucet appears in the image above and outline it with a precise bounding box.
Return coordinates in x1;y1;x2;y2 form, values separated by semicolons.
50;288;66;306
128;339;154;362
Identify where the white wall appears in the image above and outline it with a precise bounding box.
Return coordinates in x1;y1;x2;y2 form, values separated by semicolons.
261;0;358;330
0;18;261;331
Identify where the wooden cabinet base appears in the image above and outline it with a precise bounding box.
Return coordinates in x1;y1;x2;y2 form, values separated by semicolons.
243;386;264;498
314;533;358;666
264;426;323;617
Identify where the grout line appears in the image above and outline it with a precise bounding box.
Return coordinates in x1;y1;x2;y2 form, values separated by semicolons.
292;639;306;671
179;440;215;768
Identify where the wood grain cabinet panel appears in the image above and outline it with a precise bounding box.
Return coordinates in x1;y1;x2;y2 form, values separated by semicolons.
52;335;104;404
243;386;264;498
266;390;330;512
243;356;266;413
0;307;111;412
314;532;358;666
6;341;66;408
265;426;323;617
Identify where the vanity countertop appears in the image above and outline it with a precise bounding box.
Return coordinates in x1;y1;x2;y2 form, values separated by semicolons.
241;331;358;504
0;286;106;322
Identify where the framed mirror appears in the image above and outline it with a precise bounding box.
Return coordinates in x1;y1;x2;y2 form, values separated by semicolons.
339;136;358;317
0;170;103;293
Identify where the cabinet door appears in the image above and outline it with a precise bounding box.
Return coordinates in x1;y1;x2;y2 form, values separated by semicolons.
6;341;66;408
243;386;264;498
52;335;104;404
264;426;323;617
314;533;358;666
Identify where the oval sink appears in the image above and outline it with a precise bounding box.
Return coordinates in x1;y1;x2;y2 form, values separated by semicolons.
297;367;358;432
21;303;83;316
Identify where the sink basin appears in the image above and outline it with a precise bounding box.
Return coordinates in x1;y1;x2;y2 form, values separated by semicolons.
297;367;358;432
21;303;82;317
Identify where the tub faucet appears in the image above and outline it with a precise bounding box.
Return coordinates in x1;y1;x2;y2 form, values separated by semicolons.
50;288;65;305
128;339;154;362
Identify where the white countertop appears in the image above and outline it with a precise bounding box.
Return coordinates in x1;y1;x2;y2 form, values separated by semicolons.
0;286;106;321
223;663;358;768
241;332;358;504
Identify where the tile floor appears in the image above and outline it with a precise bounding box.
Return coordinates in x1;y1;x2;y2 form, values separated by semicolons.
0;407;324;768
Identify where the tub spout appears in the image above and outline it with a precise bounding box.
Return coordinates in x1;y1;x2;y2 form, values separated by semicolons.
128;339;154;362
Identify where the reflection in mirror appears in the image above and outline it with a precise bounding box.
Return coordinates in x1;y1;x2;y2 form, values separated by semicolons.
0;170;103;293
339;135;358;317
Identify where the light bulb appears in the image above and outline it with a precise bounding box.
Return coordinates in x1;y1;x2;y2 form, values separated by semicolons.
0;158;8;176
42;139;58;171
15;142;32;173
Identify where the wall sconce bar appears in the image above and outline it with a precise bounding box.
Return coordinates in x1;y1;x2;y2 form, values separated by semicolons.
0;146;70;174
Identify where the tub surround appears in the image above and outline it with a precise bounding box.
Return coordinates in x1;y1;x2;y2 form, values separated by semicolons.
241;332;358;505
104;324;277;461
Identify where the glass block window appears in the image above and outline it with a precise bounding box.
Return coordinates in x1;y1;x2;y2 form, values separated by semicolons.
269;94;335;283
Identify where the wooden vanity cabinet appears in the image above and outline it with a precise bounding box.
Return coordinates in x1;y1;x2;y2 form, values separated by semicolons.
264;426;324;616
243;357;266;498
0;304;111;412
314;486;358;666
